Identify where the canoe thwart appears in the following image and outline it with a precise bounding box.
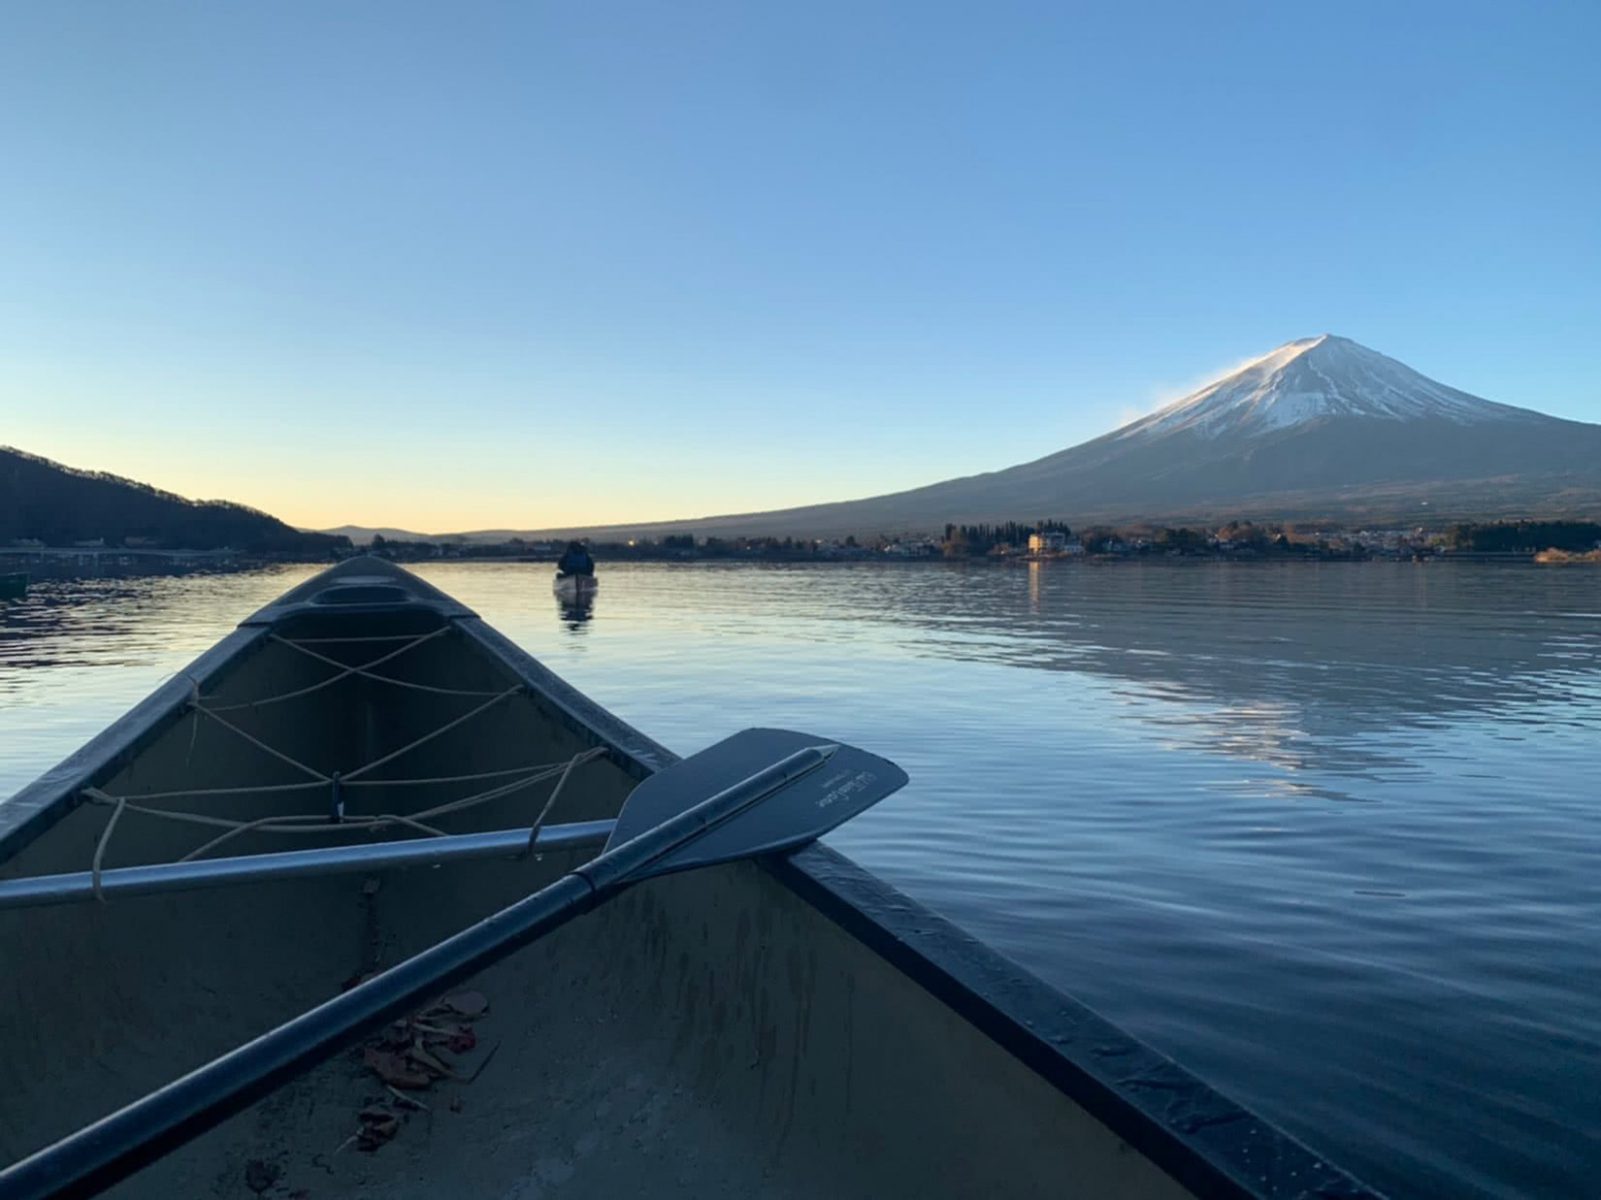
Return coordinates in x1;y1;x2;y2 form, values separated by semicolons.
0;821;617;912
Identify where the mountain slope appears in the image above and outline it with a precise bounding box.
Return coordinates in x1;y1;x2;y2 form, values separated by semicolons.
514;335;1601;539
1;446;347;553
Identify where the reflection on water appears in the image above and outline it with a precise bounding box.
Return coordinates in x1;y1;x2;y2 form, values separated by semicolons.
555;589;595;631
4;561;1601;1199
551;572;598;632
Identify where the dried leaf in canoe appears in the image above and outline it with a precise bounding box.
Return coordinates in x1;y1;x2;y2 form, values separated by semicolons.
362;1048;431;1090
415;1019;478;1054
387;1085;429;1112
356;1105;401;1152
356;1119;399;1152
406;1043;457;1079
440;990;488;1018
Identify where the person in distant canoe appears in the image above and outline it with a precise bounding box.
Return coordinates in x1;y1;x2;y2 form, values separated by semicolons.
556;540;595;578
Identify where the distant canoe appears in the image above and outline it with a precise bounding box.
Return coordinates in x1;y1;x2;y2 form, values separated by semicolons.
0;572;26;600
0;558;1381;1199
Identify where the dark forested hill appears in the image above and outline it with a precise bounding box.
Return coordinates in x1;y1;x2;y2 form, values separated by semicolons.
1;446;346;554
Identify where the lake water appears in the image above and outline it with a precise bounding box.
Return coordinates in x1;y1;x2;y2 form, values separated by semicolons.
3;560;1600;1199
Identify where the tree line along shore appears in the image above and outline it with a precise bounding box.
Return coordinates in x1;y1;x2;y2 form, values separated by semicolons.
339;519;1601;565
5;519;1599;582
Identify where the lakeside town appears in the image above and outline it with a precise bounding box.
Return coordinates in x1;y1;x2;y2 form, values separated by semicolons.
6;518;1600;588
346;517;1601;565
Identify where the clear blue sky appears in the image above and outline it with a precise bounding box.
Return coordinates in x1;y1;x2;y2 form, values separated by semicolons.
2;2;1596;531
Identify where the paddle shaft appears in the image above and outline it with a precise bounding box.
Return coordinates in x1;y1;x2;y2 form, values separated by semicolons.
0;746;833;1200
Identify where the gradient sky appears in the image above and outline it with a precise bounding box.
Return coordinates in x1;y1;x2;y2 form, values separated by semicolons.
3;2;1597;532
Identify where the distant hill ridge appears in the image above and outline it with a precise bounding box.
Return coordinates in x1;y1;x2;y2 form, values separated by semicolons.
1;446;344;553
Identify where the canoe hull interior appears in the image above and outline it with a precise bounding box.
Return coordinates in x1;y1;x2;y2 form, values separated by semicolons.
2;859;1198;1199
0;559;1381;1200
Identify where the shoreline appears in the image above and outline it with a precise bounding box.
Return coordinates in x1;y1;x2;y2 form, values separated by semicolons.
0;548;1570;588
0;554;1547;584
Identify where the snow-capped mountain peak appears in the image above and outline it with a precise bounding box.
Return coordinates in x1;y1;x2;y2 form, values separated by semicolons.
1116;335;1525;441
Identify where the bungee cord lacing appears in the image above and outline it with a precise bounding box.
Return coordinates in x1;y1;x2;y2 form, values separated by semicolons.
77;626;610;900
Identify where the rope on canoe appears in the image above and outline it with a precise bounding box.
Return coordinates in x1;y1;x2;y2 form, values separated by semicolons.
80;758;597;842
189;703;332;782
190;678;518;790
342;687;522;781
163;627;520;795
279;633;433;644
90;795;128;904
525;747;598;854
270;632;507;696
175;810;452;863
184;676;202;767
343;763;573;788
78;744;609;883
76;622;610;888
402;751;606;825
110;762;571;802
82;780;331;803
197;627;473;711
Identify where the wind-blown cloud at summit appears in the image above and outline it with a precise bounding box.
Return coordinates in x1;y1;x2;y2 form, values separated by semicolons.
1129;344;1303;424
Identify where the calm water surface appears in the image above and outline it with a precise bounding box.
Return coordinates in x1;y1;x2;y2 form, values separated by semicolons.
4;561;1600;1199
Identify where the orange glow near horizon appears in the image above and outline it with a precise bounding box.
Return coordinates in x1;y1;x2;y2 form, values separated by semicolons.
10;429;950;535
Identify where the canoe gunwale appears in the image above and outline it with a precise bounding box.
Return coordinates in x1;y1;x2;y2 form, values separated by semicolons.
0;624;271;870
455;618;670;786
770;843;1382;1200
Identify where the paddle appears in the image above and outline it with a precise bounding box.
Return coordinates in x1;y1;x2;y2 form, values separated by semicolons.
0;729;906;1200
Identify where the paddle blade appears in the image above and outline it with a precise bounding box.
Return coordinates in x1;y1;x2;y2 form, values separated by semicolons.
604;728;907;876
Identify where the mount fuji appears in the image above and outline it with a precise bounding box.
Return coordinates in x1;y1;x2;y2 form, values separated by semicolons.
336;335;1601;542
578;334;1601;538
1111;335;1536;439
